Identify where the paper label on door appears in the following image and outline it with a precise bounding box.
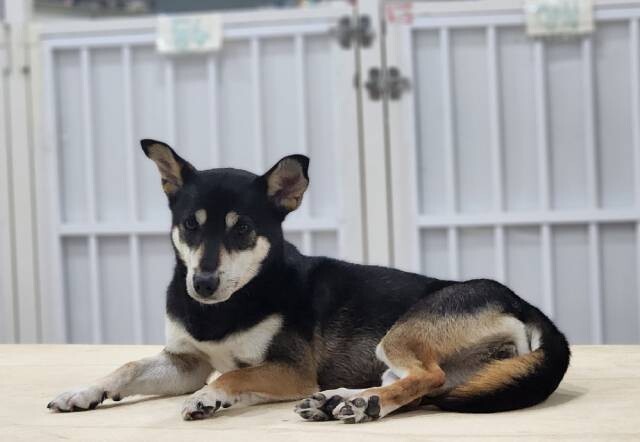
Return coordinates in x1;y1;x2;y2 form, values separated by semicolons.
157;13;222;54
525;0;594;36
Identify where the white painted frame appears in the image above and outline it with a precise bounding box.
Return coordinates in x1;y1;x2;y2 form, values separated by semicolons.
4;0;40;343
385;0;640;344
32;3;362;343
0;23;17;343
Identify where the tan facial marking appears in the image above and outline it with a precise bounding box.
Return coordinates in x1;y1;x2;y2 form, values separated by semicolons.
225;211;239;230
195;209;207;226
171;227;204;270
211;236;270;303
171;227;205;301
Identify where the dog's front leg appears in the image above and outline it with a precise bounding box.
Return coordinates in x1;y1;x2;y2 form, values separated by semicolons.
48;350;212;412
182;363;318;420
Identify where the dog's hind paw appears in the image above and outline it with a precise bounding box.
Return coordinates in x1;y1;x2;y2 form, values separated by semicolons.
333;396;381;424
295;392;344;422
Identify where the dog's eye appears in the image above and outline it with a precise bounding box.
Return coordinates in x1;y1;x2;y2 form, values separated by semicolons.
184;215;199;231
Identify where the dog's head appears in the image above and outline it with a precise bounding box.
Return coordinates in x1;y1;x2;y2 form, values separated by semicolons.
141;139;309;304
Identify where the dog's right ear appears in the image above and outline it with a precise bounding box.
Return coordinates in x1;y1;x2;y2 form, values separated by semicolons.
140;139;196;196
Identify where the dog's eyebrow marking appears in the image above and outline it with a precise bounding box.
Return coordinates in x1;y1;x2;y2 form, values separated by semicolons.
225;211;239;230
195;209;207;225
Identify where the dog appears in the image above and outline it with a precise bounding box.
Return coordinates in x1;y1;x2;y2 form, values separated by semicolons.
47;139;570;423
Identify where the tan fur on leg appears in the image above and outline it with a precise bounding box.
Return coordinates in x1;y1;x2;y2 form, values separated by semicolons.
182;362;318;420
213;363;318;399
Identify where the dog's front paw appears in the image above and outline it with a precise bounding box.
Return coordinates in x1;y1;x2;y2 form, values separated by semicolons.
333;396;381;424
47;386;107;412
182;387;232;421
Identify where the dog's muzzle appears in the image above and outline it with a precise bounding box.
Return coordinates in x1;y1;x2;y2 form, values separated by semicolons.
192;271;220;298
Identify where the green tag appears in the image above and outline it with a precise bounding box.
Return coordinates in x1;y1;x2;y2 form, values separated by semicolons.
525;0;594;36
157;13;222;54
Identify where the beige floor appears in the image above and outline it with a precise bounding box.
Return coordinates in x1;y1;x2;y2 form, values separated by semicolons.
1;345;639;441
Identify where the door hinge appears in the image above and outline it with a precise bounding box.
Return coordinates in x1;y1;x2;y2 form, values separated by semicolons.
365;67;410;101
332;14;374;49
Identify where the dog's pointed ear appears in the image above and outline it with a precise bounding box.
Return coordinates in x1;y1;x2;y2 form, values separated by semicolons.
140;139;196;196
260;155;309;215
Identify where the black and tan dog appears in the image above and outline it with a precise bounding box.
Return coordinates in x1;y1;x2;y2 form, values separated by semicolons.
47;140;570;423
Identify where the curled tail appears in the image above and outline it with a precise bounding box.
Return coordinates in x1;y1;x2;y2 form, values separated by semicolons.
432;319;570;413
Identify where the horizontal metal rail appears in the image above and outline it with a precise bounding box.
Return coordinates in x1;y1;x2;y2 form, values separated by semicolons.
418;210;640;229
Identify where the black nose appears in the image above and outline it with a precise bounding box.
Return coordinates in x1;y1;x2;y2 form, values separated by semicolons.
193;272;220;297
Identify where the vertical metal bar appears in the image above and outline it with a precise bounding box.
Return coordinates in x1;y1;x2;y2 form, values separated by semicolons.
0;28;17;341
440;28;457;214
80;48;97;223
632;18;640;206
582;37;599;209
541;224;554;317
129;235;143;343
251;37;265;171
80;47;102;343
441;28;459;279
295;35;308;158
583;37;604;343
588;223;604;344
121;46;138;224
401;27;422;273
534;40;555;318
636;223;640;340
448;227;460;280
164;58;176;145
487;26;504;212
40;43;68;342
6;1;40;342
122;45;144;344
88;236;102;343
294;34;313;256
629;19;640;339
534;41;551;210
207;54;220;167
487;26;506;283
495;226;506;283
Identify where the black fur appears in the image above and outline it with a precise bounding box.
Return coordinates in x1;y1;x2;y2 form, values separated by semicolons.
143;139;570;412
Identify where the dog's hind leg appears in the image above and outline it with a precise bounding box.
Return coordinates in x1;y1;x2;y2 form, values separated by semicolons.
332;339;446;424
331;304;533;423
47;350;212;412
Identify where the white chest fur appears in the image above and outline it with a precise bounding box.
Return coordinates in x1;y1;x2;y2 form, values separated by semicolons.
165;314;283;373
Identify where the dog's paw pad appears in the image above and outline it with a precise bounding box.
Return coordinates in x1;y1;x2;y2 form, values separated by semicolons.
297;408;331;421
295;392;347;422
333;396;380;424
